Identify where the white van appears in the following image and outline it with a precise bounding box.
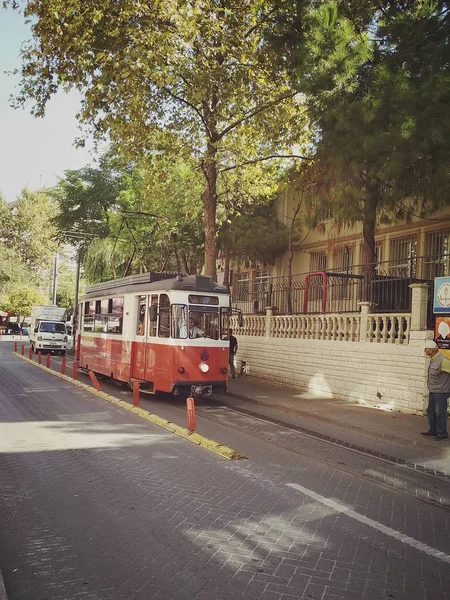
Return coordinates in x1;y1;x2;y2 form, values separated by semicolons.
29;306;68;355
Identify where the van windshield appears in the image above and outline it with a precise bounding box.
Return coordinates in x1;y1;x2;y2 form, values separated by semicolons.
39;322;66;334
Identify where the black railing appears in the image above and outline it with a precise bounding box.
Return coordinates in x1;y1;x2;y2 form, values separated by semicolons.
231;254;448;326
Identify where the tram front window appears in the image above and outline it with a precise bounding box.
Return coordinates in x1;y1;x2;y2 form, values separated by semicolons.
171;306;220;339
190;310;219;340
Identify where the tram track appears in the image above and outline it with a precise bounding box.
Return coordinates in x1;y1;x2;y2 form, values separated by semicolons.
16;348;450;514
192;399;450;513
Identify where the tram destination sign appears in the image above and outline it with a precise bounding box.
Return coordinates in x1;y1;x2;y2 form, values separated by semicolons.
433;276;450;314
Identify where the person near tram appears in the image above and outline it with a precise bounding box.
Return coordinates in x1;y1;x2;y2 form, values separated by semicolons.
189;317;204;338
421;340;450;441
229;328;238;378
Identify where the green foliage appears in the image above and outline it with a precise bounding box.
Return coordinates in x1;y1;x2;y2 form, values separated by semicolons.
55;261;78;310
52;156;126;253
0;243;31;293
220;204;289;266
2;287;47;317
82;238;129;284
0;191;57;302
1;190;58;277
270;1;450;264
8;0;312;277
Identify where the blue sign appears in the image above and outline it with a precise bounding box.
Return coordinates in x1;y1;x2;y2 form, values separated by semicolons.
434;277;450;314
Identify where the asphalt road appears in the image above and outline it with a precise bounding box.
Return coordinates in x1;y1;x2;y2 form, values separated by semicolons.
1;341;450;600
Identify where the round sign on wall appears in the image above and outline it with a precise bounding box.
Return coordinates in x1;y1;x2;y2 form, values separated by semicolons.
437;282;450;309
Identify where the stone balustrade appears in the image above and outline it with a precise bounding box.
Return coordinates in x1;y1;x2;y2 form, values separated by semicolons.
234;312;410;344
366;313;411;344
231;282;427;346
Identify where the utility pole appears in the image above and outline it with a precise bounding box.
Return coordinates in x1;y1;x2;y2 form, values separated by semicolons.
73;253;81;324
51;254;58;305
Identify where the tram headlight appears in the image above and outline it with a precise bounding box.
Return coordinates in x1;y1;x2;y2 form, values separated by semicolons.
37;335;42;341
178;367;185;374
220;367;227;374
199;362;209;373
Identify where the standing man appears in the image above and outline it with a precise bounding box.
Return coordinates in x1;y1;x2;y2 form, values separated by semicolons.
422;340;450;441
229;328;238;379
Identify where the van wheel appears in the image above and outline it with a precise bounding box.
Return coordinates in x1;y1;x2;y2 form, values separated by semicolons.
60;351;66;356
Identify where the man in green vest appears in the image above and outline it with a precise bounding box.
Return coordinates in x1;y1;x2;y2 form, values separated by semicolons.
421;340;450;441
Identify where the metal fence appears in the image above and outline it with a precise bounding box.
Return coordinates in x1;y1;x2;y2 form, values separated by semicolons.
231;254;448;325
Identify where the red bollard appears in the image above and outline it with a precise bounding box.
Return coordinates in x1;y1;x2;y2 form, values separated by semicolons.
88;370;101;391
21;344;25;356
38;351;42;365
28;347;33;360
186;397;196;434
46;353;51;368
133;379;140;406
13;341;17;353
61;357;66;376
72;361;79;380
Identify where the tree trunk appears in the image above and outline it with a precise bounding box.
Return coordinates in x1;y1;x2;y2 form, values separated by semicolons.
223;247;230;289
361;189;378;302
202;140;218;280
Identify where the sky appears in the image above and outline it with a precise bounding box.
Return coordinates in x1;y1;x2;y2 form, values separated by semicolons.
0;7;97;204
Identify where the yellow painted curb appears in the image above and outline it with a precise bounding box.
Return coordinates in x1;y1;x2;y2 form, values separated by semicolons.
13;352;247;461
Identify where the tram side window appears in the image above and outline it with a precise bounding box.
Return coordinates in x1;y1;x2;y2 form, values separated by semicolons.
84;301;95;331
136;296;146;336
95;314;108;333
158;294;170;338
108;296;123;334
148;295;158;337
172;305;187;339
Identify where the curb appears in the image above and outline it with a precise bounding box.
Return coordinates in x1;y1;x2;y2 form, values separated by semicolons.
223;388;435;452
12;353;246;462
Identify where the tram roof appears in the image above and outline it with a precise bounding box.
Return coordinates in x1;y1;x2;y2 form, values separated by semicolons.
81;273;229;301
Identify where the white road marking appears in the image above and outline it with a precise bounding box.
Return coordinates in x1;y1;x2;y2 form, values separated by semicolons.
286;482;450;565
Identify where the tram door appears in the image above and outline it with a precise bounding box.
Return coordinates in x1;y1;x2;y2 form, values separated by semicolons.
132;295;148;380
144;294;159;383
150;293;171;389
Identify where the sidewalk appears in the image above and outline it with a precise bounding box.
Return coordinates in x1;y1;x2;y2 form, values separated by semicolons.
214;374;450;476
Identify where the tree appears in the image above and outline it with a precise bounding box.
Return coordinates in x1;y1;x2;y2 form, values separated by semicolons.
52;156;126;255
2;287;47;320
278;1;450;273
52;152;206;281
218;203;289;285
0;192;57;297
2;190;58;282
8;0;311;279
55;261;80;311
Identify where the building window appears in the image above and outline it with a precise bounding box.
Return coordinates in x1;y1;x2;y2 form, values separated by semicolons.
252;269;271;311
310;252;328;272
235;272;249;302
333;246;354;301
334;246;354;273
425;229;450;278
389;235;417;277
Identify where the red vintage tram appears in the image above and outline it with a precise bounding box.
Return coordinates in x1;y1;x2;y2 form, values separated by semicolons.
76;273;231;396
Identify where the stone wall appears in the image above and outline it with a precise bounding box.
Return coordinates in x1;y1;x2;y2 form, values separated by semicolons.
234;332;430;414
